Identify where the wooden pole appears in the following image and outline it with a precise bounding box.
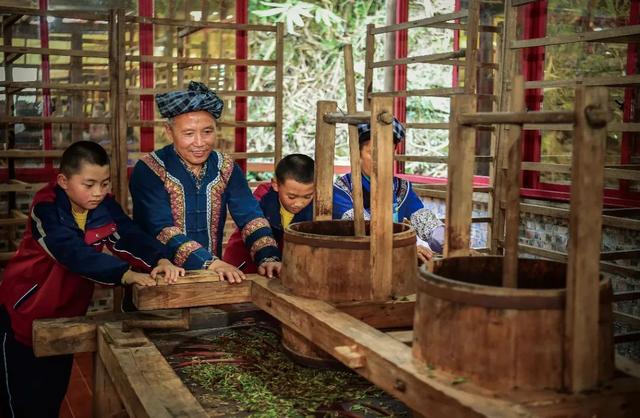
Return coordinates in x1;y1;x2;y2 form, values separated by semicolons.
108;9;119;205
565;85;609;392
116;8;127;208
369;97;394;301
313;101;337;221
463;0;479;94
274;22;284;164
363;24;375;111
343;44;365;237
445;94;477;257
501;75;525;288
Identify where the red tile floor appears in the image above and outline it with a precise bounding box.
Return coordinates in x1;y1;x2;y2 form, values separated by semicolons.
59;353;93;418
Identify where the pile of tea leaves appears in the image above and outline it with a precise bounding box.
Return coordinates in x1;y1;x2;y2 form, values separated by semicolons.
175;326;406;417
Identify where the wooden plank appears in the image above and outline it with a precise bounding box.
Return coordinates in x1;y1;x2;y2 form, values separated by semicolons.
0;149;64;158
127;119;276;128
459;110;575;126
372;50;466;68
313;101;338;221
524;74;640;89
614;331;640;344
524;122;640;132
522;162;640;181
97;324;208;418
519;202;640;231
510;24;640;49
126;88;276;97
405;122;449;129
565;86;609;392
0;81;110;92
600;250;640;261
127;15;276;32
344;44;365;237
371;10;469;34
369;97;395;301
502;76;525;288
614;311;640;329
250;277;528;418
0;6;108;20
364;24;375;111
464;0;480;94
0;45;108;59
370;87;465;98
0;182;44;193
33;316;101;357
385;330;413;344
274;22;284;164
132;272;253;311
93;350;126;418
335;297;416;329
394;155;493;163
0;116;110;124
0;217;26;226
445;94;477;257
613;291;640;302
127;55;276;67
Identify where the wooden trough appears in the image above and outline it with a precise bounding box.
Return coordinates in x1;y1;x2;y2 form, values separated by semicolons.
414;256;614;392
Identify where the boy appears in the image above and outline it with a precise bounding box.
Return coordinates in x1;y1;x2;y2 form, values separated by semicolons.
0;141;184;418
223;154;314;273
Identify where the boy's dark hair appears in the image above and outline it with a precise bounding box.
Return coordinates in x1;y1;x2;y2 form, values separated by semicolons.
60;141;110;176
275;154;314;184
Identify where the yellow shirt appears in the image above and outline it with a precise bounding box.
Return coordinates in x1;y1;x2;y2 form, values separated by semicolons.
280;206;295;229
72;208;88;231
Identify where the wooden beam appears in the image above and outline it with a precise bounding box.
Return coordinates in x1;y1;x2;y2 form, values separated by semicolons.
335;297;416;328
370;96;395;301
97;324;208;418
93;349;126;418
127;15;276;32
385;330;414;344
459;111;575;126
126;88;276;97
614;291;640;302
510;24;640;49
372;50;466;68
127;119;276;128
274;22;284;164
251;277;527;418
364;24;374;111
344;44;365;237
0;149;64;158
132;271;253;311
370;87;465;98
127;55;276;67
445;94;477;257
0;45;108;59
0;6;109;20
565;86;609;392
371;10;469;34
524;74;640;89
616;355;640;379
313;101;337;221
601;250;640;261
0;81;110;92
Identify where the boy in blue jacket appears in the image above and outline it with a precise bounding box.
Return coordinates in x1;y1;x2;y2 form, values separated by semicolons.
0;141;183;418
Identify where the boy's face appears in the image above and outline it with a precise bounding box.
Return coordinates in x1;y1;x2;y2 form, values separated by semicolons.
165;111;217;168
57;162;111;212
272;178;314;215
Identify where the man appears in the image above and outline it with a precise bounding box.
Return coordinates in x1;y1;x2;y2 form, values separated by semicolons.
129;81;281;282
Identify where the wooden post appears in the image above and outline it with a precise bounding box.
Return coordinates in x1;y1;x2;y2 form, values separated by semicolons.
369;97;394;301
115;8;128;208
501;75;525;288
93;351;126;418
274;22;284;164
108;9;119;206
70;32;84;142
463;0;479;94
343;44;365;237
313;101;337;221
565;85;609;392
363;24;375;111
445;94;477;257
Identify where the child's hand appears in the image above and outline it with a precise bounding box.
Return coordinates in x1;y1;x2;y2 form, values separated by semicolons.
151;259;185;284
208;259;246;283
121;270;156;287
258;260;281;279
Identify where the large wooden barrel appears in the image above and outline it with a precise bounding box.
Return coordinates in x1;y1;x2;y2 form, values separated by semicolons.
280;220;417;364
413;256;614;391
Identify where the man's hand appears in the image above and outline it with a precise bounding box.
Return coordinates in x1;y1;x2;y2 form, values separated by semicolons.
208;259;246;283
121;270;156;287
417;245;433;266
258;261;281;279
150;258;185;284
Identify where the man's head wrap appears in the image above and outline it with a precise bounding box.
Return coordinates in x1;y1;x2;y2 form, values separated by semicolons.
156;81;224;120
357;117;405;146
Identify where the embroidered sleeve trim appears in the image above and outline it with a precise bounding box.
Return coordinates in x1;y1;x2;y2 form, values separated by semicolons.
410;208;444;241
156;226;183;244
174;240;204;267
249;236;278;260
241;217;270;242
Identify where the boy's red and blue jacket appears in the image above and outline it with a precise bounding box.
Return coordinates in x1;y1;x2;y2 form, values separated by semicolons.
0;182;167;346
222;183;313;273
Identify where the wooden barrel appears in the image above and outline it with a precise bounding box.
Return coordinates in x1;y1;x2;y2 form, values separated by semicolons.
280;220;417;364
413;256;614;391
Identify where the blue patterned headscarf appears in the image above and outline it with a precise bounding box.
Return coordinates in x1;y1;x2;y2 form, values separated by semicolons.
156;81;224;120
357;117;405;146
